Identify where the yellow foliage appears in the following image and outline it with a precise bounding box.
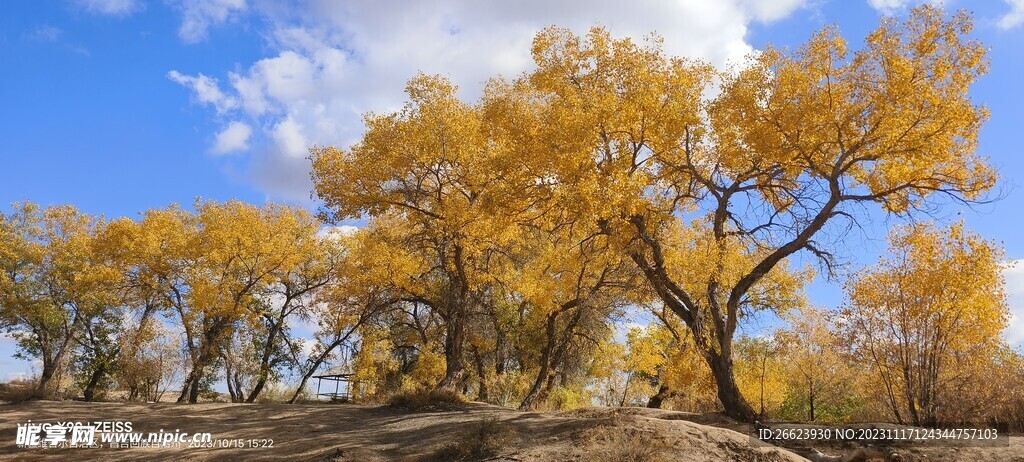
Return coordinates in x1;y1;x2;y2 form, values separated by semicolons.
734;336;788;416
844;221;1009;425
351;327;399;399
408;350;446;390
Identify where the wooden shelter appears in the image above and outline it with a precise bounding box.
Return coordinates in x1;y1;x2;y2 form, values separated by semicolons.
313;373;354;402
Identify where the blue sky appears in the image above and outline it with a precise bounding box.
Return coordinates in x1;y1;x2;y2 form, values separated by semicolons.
2;0;1024;382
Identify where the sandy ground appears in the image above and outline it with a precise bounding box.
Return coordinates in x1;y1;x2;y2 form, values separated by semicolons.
0;401;1020;461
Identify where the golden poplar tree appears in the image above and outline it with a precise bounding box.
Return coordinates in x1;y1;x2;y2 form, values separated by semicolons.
0;203;123;398
517;6;993;421
844;222;1008;426
309;6;994;420
312;76;536;391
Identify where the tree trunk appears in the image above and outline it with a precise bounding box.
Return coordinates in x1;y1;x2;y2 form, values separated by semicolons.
176;369;194;403
288;346;337;404
232;370;245;403
520;365;552;411
181;345;215;404
619;371;634;407
287;320;364;404
248;307;289;403
809;380;816;422
245;328;277;403
647;384;675;409
903;364;922;427
178;355;210;404
245;375;265;403
182;320;231;404
188;373;202;403
706;349;757;422
246;360;272;403
471;346;488;402
436;307;466;392
437;244;470;393
36;360;58;398
225;357;239;402
520;313;559;411
82;366;105;402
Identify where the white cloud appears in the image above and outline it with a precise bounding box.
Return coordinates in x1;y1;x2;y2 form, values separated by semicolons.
741;0;808;22
76;0;143;17
27;25;61;43
272;117;309;158
999;0;1024;29
174;0;247;43
1003;260;1024;348
866;0;945;14
170;0;811;200
167;70;238;114
318;225;359;241
866;0;912;11
212;121;252;154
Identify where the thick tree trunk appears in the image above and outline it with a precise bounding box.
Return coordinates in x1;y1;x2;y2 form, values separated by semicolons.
36;337;74;399
36;360;58;398
519;368;550;411
176;370;194;403
231;370;245;403
706;349;757;422
178;357;209;404
181;320;232;404
246;376;267;403
436;308;466;392
82;366;105;402
437;244;470;393
188;373;202;403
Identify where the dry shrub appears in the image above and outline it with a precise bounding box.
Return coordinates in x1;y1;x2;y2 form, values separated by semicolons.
254;382;300;404
426;418;517;461
995;393;1024;434
387;388;466;411
583;424;669;462
0;379;40;403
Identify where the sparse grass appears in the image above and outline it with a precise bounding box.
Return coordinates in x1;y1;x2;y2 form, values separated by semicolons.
426;417;518;461
583;423;670;462
386;388;467;411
